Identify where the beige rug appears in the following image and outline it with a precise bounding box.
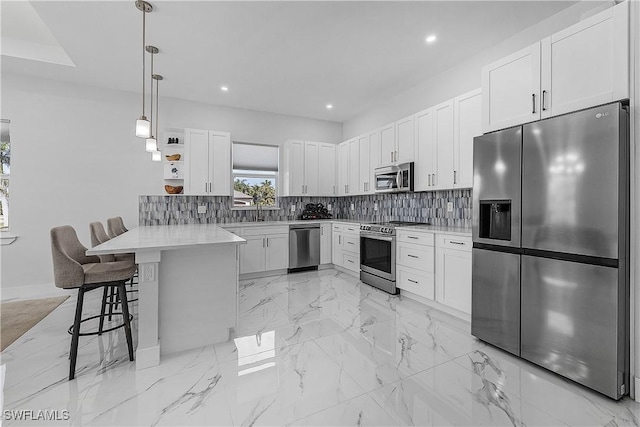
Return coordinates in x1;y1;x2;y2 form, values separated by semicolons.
0;296;69;352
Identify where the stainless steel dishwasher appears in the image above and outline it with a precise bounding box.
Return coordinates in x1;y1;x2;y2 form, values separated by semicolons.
289;223;320;272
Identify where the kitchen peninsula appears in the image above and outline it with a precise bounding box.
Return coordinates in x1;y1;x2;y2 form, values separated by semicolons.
87;224;246;369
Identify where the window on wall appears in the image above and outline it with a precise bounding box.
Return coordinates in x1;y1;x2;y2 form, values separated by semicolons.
232;142;279;208
0;120;10;229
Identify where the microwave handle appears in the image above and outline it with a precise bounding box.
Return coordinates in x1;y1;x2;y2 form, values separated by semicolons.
397;170;402;188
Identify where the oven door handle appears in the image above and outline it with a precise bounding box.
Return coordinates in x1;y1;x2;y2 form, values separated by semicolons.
361;234;394;242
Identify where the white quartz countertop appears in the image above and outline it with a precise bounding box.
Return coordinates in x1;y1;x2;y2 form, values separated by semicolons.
218;219;366;228
396;224;472;236
87;224;246;255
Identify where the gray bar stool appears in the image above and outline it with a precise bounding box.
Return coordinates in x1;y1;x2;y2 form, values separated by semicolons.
107;216;128;239
50;225;136;380
89;221;139;318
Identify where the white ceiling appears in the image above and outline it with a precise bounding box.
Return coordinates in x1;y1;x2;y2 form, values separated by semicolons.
2;1;585;123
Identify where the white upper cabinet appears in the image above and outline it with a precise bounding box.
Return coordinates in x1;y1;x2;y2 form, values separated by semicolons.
483;1;629;133
318;143;336;196
379;117;415;165
357;134;370;194
482;43;541;133
540;1;629;118
395;115;415;164
379;123;395;166
348;138;360;195
283;140;334;196
338;140;350;196
184;129;231;196
453;89;482;189
414;107;435;191
433;100;454;190
304;141;320;195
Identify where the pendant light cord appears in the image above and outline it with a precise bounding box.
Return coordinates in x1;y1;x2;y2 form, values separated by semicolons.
155;77;159;138
149;51;154;135
141;7;146;116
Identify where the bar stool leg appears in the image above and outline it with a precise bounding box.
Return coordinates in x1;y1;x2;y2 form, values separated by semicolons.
118;281;135;361
98;286;108;335
69;286;85;381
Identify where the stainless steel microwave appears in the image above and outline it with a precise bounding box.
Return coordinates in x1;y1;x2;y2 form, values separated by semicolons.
374;162;414;193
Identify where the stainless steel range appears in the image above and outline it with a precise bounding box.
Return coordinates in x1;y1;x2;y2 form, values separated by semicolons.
360;221;422;294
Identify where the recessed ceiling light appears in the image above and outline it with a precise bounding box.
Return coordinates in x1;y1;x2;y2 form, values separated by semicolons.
326;104;333;110
220;86;229;92
425;34;437;44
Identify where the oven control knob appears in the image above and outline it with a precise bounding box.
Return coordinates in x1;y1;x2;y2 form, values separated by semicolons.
383;227;390;234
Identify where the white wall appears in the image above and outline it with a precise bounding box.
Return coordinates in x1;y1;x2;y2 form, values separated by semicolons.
0;73;342;293
342;1;608;138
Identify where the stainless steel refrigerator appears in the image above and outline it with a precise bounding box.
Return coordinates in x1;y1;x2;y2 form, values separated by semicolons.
471;102;630;400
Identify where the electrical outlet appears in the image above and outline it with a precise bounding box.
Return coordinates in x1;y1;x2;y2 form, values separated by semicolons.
350;203;355;211
197;205;207;214
290;204;296;213
374;202;378;211
327;204;332;211
447;202;454;213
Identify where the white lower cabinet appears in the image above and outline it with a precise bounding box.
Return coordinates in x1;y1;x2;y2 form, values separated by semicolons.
320;223;332;264
435;234;472;314
396;231;435;300
331;223;360;274
238;226;289;274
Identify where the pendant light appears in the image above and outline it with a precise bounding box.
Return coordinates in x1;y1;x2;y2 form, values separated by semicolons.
151;74;163;162
145;45;159;152
135;1;152;138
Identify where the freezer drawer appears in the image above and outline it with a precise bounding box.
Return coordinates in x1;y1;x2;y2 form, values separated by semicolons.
521;255;626;399
471;248;520;356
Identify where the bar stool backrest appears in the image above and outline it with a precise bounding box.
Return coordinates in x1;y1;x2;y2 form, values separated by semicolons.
89;222;116;263
50;226;100;289
107;217;128;239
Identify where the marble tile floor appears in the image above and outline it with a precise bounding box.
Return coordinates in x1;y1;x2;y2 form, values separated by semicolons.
2;268;640;426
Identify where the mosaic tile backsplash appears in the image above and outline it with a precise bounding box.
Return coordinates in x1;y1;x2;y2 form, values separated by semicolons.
139;189;471;227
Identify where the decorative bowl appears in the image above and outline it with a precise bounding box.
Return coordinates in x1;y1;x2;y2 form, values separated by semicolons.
164;185;184;194
165;154;181;161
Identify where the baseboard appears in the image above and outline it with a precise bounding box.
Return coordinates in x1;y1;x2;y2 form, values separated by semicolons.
333;265;360;278
635;376;640;402
400;289;471;324
1;283;74;302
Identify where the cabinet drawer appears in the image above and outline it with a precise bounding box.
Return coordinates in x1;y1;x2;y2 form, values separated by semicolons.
397;266;434;300
397;242;434;272
342;252;360;272
241;226;289;236
397;229;434;246
343;224;360;235
342;235;360;252
437;234;472;251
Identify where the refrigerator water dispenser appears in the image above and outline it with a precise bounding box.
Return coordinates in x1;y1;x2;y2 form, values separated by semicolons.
479;200;511;240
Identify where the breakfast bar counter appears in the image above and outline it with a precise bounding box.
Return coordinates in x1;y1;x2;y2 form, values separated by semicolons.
87;224;246;369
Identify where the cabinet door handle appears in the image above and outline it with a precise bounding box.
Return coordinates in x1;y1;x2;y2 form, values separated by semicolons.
432;174;436;186
408;236;419;240
205;182;207;193
449;240;466;245
390;151;393;162
302;185;305;194
347;259;354;264
395;151;398;162
263;237;266;248
209;182;212;192
428;174;431;186
339;235;341;244
453;170;457;184
542;90;547;111
348;241;354;245
408;279;419;284
408;254;419;259
333;185;335;194
532;93;536;114
266;237;269;247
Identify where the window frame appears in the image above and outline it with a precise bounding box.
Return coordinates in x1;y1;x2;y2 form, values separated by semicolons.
231;142;279;210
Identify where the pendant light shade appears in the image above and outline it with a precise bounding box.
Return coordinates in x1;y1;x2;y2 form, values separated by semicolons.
145;137;157;152
151;149;161;162
136;118;151;138
134;1;152;138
